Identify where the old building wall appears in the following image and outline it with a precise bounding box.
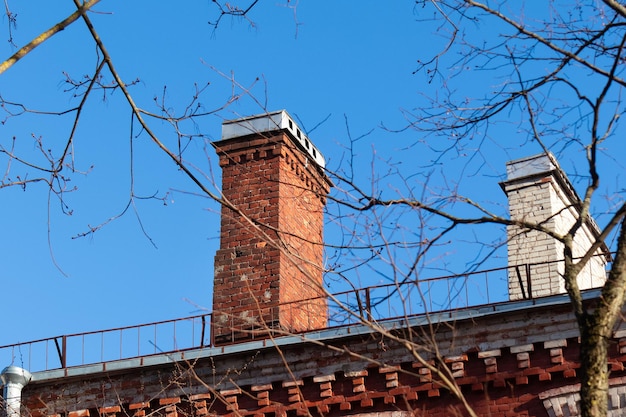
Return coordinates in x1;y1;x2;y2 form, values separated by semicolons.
18;295;626;417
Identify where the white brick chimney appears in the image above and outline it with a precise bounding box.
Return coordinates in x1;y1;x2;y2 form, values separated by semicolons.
501;153;608;300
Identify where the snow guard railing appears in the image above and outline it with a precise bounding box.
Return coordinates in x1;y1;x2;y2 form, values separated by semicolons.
0;259;606;373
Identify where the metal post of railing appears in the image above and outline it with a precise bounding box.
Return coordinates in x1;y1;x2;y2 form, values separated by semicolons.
515;265;527;299
54;336;66;369
173;321;177;351
201;315;206;348
209;315;215;347
526;263;532;299
429;281;433;312
191;318;195;349
465;275;469;308
62;336;67;368
356;289;365;320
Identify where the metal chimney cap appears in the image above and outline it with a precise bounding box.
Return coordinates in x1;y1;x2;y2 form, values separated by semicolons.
505;153;558;181
221;110;326;169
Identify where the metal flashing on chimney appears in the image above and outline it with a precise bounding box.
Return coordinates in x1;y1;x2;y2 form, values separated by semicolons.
500;153;581;210
505;153;558;181
221;110;326;169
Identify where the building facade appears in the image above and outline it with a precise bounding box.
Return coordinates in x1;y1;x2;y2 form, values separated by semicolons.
1;111;623;417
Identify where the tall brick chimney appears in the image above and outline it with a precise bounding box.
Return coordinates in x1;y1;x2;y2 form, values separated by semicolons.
501;153;608;300
212;110;332;344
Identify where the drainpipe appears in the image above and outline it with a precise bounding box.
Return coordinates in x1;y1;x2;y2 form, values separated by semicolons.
1;366;32;417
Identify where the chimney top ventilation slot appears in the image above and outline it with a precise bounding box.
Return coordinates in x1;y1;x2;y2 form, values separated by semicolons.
221;110;326;169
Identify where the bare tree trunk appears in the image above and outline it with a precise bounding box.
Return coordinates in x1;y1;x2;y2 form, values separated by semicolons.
579;217;626;417
579;320;610;417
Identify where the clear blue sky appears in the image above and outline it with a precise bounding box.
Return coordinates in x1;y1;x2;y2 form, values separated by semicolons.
0;1;438;345
0;1;623;348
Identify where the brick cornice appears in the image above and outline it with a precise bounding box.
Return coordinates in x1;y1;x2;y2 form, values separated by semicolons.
215;131;331;202
24;294;626;417
32;333;626;417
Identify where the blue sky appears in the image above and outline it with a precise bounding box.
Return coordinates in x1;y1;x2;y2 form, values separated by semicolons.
1;1;623;352
0;1;437;346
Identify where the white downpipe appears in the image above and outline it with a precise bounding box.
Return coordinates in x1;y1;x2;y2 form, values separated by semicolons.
1;366;32;417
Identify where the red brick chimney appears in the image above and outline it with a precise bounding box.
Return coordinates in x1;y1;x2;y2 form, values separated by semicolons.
212;110;332;344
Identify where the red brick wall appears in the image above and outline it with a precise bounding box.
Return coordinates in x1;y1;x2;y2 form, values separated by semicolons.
21;334;626;417
20;300;626;417
277;145;328;332
212;131;330;343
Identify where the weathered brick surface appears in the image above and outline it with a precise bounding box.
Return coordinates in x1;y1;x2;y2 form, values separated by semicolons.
212;131;331;343
20;299;626;417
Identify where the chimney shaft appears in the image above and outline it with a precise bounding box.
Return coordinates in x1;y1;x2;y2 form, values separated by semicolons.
212;111;332;344
501;153;607;300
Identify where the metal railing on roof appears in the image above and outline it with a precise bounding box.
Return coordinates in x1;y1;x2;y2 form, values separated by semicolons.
0;258;606;373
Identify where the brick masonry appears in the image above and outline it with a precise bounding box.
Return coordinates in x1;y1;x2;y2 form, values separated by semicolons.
212;130;331;344
19;297;626;417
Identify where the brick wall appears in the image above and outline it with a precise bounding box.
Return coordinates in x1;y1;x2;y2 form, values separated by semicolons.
504;178;563;298
19;296;626;417
212;128;331;344
276;146;328;332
